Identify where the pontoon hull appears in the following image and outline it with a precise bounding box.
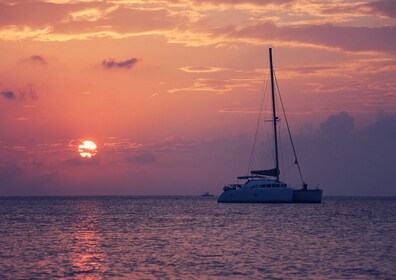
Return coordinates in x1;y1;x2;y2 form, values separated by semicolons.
292;189;322;203
218;187;294;203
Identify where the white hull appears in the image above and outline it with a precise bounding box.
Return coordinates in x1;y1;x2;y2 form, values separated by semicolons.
218;187;294;203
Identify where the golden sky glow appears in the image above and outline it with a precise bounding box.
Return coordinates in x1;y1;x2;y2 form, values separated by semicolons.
0;0;395;195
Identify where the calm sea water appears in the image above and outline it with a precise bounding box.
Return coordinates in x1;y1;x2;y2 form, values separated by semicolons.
0;196;395;279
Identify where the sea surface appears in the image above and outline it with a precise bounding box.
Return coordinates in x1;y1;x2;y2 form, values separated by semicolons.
0;196;395;279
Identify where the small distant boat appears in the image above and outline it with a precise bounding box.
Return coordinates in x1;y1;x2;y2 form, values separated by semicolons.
201;192;214;197
218;48;323;203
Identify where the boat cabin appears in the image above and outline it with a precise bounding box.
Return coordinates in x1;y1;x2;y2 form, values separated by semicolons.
223;176;288;191
243;179;288;189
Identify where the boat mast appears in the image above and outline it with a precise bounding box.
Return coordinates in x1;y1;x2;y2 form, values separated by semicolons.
269;48;280;181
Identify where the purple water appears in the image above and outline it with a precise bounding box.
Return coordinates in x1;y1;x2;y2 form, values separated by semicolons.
0;196;395;279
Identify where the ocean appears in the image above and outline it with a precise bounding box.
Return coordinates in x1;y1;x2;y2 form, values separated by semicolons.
0;196;395;279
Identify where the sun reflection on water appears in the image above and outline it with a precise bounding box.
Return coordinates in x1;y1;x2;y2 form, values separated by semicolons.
68;200;108;279
1;197;395;279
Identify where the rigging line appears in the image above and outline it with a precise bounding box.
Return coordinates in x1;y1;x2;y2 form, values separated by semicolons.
273;69;305;185
275;81;284;179
283;162;295;177
247;71;269;174
247;68;270;175
278;118;285;179
261;76;271;170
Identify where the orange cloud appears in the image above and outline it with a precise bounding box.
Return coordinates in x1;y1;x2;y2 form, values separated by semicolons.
220;21;396;54
180;66;229;73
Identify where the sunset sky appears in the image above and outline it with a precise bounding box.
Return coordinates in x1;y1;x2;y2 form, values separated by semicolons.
1;0;395;196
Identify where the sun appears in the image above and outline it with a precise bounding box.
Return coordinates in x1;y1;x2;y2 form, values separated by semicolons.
78;140;97;158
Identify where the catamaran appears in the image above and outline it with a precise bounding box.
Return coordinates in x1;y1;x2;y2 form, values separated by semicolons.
218;48;322;203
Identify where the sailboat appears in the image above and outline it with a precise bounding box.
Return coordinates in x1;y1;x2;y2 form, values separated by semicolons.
218;48;322;203
201;192;214;197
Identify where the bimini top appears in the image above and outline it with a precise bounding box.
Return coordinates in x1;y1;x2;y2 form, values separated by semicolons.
251;168;279;177
237;175;266;180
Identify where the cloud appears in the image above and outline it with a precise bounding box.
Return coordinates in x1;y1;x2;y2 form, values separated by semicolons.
1;0;392;55
319;111;354;138
281;65;336;76
1;88;38;101
65;156;100;167
365;0;396;18
95;7;187;33
15;117;29;121
19;88;39;101
168;77;258;94
185;0;295;6
292;112;396;196
28;55;46;65
1;90;16;100
222;21;396;54
102;58;139;69
125;152;157;164
0;164;23;183
0;3;187;42
0;163;58;196
180;66;229;73
103;140;144;152
0;112;394;196
0;1;102;28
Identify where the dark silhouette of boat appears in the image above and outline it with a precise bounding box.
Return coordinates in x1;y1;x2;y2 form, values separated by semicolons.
218;48;323;203
201;192;214;197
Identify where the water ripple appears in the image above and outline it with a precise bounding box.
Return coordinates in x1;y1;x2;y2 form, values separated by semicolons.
0;196;395;279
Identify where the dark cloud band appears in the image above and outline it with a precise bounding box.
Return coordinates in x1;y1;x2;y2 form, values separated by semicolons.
1;88;38;101
102;58;139;69
1;91;16;100
29;55;46;64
